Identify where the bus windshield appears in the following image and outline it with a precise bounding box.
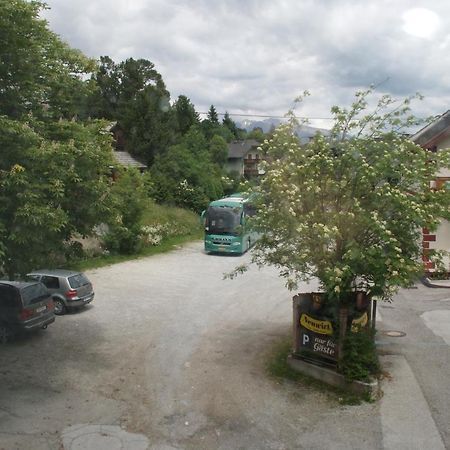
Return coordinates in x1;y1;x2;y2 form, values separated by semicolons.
206;206;241;235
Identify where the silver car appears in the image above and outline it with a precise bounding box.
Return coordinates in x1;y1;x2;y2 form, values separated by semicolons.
27;269;94;315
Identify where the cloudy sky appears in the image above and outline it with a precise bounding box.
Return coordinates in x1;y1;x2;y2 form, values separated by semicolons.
42;0;450;128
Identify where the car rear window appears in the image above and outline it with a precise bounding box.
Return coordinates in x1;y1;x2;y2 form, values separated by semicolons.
68;274;89;289
21;283;50;306
0;285;18;307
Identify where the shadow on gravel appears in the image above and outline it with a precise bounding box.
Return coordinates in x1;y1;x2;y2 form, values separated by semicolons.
203;251;244;257
0;309;112;400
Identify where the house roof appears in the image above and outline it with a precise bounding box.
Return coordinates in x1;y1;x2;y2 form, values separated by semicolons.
112;151;147;169
227;139;261;159
411;110;450;148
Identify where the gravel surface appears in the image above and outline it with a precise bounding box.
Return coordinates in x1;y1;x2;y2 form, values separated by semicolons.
0;241;383;449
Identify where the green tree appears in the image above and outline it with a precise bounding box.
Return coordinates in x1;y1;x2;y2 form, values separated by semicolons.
209;135;228;167
103;168;149;254
252;90;449;299
235;89;450;371
89;57;174;164
181;126;208;156
250;90;449;302
222;112;238;138
201;119;235;142
173;95;200;136
201;105;230;141
0;117;114;277
37;120;115;237
0;1;116;276
247;127;266;141
86;56;121;119
150;128;223;211
0;0;95;120
207;105;219;124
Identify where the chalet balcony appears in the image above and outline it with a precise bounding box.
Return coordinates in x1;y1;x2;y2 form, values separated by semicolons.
244;158;261;177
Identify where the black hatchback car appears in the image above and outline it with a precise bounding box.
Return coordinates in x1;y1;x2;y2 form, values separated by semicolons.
0;280;55;343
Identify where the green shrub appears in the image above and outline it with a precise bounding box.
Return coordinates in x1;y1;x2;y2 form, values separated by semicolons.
103;168;147;255
341;328;379;381
103;224;143;255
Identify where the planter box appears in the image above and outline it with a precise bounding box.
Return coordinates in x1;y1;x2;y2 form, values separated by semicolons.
287;353;380;400
292;292;372;364
290;292;379;398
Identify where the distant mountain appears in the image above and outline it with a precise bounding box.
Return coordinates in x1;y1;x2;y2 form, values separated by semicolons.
237;117;283;133
236;118;330;143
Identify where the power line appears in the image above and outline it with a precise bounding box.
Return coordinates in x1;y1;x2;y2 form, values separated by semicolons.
197;111;335;120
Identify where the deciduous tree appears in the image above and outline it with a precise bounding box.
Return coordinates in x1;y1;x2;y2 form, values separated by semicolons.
0;0;95;120
0;1;116;276
0;118;114;277
251;90;450;300
150;128;224;211
89;57;174;164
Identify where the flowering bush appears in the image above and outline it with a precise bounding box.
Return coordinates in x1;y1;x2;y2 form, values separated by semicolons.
175;179;210;212
250;89;450;304
140;224;167;246
140;221;194;246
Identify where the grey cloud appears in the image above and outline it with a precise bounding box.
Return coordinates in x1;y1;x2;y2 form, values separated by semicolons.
42;0;450;121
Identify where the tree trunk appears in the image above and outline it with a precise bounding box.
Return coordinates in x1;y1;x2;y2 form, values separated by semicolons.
337;305;349;369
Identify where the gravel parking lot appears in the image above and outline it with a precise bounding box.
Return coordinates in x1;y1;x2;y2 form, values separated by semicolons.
0;241;382;449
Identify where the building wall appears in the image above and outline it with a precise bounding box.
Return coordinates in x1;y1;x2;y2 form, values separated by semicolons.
427;134;450;273
226;146;263;178
227;159;244;176
425;222;450;273
436;134;450;177
438;134;450;150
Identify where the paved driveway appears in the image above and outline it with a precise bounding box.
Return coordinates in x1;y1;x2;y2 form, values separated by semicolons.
0;242;448;449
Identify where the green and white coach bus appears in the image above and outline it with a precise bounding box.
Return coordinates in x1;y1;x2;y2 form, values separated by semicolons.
201;193;259;255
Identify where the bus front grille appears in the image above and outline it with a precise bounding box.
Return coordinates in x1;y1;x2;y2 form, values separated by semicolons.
212;240;232;246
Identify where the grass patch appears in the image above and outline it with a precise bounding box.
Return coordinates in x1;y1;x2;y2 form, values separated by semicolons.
70;232;202;272
267;338;306;382
266;336;373;405
140;201;200;225
67;202;203;272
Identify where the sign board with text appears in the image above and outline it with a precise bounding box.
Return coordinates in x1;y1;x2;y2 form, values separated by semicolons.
293;292;371;364
299;313;338;361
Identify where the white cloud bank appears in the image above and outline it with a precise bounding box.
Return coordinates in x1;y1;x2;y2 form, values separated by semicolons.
42;0;450;126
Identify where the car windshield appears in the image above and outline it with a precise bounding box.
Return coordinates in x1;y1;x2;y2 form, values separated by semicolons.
22;283;49;306
206;206;241;235
68;274;89;289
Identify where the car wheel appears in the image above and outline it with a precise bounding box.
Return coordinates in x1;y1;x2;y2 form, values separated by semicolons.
0;322;13;344
53;298;66;315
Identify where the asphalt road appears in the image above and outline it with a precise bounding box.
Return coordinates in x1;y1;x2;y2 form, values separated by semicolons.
0;241;449;449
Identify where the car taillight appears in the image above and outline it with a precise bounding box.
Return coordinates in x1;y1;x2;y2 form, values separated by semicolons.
19;308;34;320
66;289;77;299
